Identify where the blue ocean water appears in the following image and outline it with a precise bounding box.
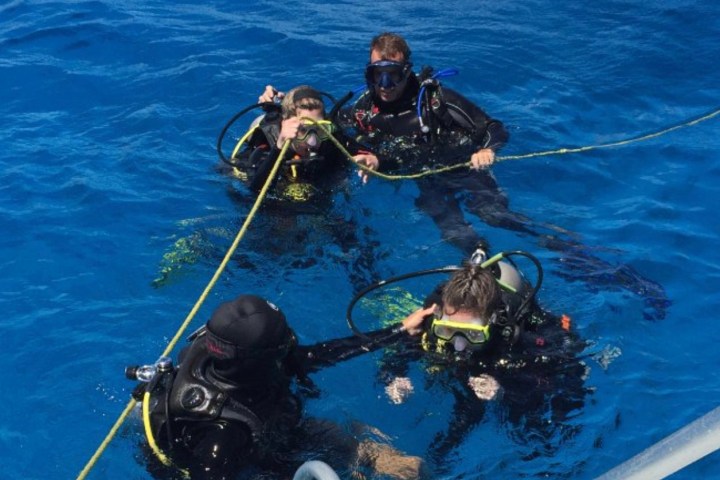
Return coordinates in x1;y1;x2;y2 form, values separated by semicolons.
1;0;719;478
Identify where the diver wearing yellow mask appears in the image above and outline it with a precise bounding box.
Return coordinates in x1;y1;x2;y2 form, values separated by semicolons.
395;252;569;400
342;247;590;463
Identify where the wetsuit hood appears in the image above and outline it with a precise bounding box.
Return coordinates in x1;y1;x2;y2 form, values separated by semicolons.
205;295;295;382
207;295;291;353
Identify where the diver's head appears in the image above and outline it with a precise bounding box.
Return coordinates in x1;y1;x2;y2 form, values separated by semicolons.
367;32;412;103
280;85;333;155
281;85;326;120
442;262;502;320
369;32;412;66
205;295;295;381
431;264;502;352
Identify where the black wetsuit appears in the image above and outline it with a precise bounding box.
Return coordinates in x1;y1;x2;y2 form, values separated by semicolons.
340;75;670;319
221;112;380;292
141;328;392;480
341;73;512;253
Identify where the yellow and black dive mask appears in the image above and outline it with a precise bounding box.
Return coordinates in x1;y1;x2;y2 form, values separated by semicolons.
431;315;493;352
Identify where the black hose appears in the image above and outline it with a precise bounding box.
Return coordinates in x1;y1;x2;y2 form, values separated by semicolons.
345;250;545;338
328;91;354;122
346;266;460;339
216;102;280;166
316;90;338;105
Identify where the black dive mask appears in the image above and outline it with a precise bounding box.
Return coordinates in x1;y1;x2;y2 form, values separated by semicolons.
365;60;412;90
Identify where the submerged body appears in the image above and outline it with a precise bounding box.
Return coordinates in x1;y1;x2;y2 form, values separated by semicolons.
219;87;381;292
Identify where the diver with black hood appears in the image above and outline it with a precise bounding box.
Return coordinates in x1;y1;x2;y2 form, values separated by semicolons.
132;294;425;480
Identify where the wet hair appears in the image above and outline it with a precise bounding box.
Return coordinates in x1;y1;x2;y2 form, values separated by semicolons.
442;263;501;318
281;85;326;119
370;32;412;62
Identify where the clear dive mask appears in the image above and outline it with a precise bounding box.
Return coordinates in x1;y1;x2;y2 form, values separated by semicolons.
292;119;335;152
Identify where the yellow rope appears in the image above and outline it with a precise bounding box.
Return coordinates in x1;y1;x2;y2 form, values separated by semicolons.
315;106;720;181
497;107;720;162
76;399;137;480
160;140;290;358
76;140;291;480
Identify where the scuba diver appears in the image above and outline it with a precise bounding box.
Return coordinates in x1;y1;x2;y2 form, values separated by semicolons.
223;84;378;203
345;33;507;170
215;85;382;293
340;31;514;257
343;246;592;469
130;294;425;480
261;33;669;319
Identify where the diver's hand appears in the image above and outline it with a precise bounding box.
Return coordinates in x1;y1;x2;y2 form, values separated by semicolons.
258;85;284;104
385;376;414;405
468;374;501;401
357;439;427;480
353;153;379;184
470;148;495;169
401;304;435;335
276;117;302;148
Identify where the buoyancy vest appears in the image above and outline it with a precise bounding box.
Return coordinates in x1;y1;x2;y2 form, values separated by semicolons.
349;72;481;140
142;340;262;446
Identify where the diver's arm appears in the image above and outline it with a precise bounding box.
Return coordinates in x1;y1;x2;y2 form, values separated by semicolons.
289;303;436;376
337;130;379;164
334;128;367;155
442;88;509;150
441;88;508;169
258;84;285;104
294;324;413;374
331;129;379;184
374;304;437;405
